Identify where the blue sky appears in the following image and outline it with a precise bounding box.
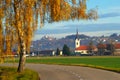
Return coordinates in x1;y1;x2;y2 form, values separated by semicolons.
33;0;120;40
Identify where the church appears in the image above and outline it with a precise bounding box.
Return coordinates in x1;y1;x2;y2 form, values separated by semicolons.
74;29;97;54
74;30;120;55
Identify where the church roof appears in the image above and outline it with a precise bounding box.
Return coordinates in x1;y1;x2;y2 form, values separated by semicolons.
75;45;88;50
75;45;97;50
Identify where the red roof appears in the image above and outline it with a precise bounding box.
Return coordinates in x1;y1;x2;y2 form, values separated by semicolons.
75;45;88;50
75;43;120;50
97;44;106;48
115;43;120;49
75;45;97;50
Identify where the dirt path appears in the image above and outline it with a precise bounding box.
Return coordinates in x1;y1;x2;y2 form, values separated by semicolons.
0;63;120;80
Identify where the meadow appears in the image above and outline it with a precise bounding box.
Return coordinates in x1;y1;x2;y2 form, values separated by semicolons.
25;56;120;73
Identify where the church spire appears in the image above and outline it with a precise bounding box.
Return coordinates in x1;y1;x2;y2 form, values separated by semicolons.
75;28;79;39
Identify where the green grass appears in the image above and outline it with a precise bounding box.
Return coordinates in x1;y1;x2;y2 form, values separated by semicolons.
0;66;39;80
24;56;120;73
24;56;120;67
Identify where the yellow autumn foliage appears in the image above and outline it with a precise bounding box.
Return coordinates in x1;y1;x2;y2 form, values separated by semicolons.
0;0;97;58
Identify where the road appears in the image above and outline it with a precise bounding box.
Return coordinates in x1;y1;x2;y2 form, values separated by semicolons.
0;63;120;80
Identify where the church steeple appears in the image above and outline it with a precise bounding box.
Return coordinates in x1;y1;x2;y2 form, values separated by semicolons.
75;28;80;48
75;28;79;39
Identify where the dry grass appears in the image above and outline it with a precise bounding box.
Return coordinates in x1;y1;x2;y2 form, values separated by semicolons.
0;66;39;80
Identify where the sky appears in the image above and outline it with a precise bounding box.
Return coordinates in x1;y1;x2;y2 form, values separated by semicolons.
33;0;120;40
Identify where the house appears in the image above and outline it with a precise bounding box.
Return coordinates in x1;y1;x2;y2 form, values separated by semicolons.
114;43;120;55
36;50;55;56
100;43;120;55
60;51;63;56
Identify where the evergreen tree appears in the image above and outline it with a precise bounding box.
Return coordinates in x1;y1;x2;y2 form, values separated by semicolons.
56;48;60;56
62;44;71;56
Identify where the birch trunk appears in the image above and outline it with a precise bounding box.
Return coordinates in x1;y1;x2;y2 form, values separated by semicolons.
17;39;26;72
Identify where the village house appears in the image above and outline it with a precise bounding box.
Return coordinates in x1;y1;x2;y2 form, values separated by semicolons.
114;43;120;55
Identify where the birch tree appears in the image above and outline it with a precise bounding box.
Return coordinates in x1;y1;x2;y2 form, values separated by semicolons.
0;0;98;72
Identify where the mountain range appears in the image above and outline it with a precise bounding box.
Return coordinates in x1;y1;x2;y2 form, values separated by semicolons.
31;33;120;51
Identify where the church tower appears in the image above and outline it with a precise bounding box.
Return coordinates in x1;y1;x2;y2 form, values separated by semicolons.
75;29;80;48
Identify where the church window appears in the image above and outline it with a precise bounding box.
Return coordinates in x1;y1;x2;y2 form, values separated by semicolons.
77;42;78;45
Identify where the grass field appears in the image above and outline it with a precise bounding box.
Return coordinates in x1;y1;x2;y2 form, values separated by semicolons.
0;66;39;80
25;56;120;73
